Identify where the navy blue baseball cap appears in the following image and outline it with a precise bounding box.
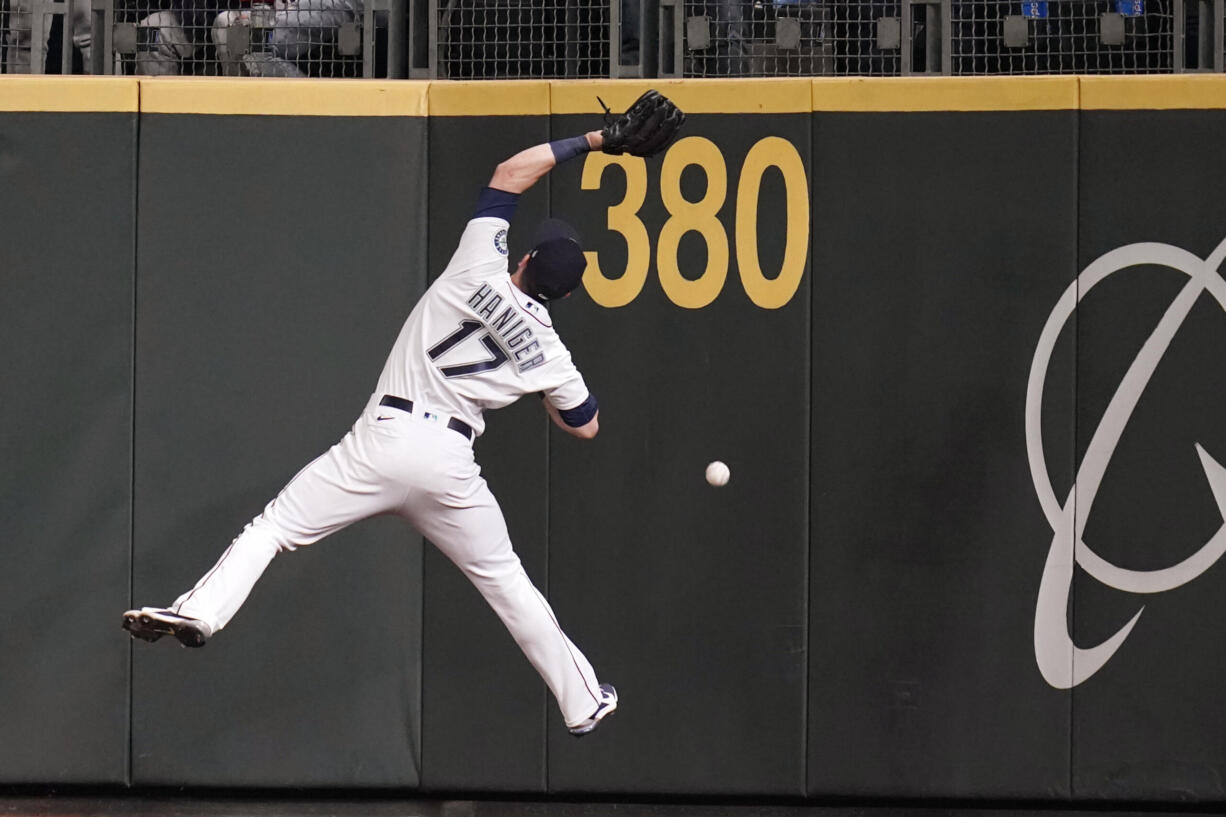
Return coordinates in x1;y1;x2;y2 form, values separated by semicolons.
524;219;585;302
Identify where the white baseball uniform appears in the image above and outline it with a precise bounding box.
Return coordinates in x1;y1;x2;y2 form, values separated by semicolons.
167;211;605;728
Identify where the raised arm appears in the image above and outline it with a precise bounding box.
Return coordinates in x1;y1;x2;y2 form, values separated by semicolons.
488;90;685;195
488;131;605;195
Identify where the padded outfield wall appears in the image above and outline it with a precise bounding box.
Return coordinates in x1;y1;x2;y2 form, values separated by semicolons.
3;75;1226;802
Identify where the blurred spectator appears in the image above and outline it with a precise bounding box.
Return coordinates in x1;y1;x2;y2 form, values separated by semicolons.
135;0;235;73
2;0;90;73
210;0;272;74
212;0;359;76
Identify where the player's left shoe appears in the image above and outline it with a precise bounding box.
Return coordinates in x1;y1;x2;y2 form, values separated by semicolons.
568;683;618;737
122;607;213;648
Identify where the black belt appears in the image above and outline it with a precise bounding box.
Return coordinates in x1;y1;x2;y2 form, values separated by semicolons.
379;395;474;441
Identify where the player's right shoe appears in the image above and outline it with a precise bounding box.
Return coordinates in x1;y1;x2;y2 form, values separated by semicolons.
122;607;212;648
568;683;618;737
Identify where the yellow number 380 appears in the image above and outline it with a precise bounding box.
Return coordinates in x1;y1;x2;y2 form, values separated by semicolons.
580;135;810;310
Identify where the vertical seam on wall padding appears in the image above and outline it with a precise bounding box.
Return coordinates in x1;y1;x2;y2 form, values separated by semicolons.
543;406;551;793
414;542;424;786
126;85;142;790
418;110;430;790
542;107;553;796
408;116;422;788
1069;97;1081;802
803;108;814;799
417;116;428;787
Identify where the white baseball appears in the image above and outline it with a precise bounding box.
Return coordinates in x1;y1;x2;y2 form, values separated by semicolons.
705;460;730;487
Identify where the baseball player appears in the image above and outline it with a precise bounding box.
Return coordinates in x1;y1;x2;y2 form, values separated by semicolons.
123;91;684;738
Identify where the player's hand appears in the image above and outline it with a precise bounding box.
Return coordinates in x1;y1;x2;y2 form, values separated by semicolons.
598;90;686;158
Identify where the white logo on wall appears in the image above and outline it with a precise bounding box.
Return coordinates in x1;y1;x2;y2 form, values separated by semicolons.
1028;238;1226;689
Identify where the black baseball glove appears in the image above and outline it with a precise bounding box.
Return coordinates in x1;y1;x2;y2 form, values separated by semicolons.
599;90;686;158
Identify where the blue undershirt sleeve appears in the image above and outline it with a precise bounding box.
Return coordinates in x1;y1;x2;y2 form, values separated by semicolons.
549;135;592;164
472;187;521;222
558;393;599;427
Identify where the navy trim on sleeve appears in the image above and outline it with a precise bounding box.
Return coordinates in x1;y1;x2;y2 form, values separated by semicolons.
473;187;521;222
558;393;598;427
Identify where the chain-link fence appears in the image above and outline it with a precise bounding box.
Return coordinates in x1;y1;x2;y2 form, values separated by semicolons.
1;0;1223;75
1;0;90;73
436;0;608;78
0;0;36;73
950;0;1175;73
681;0;905;76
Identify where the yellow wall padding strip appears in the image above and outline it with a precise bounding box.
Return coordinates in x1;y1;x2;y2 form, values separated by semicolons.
550;78;814;115
428;80;550;116
0;76;139;112
812;76;1080;112
9;76;1226;117
1081;74;1226;109
139;77;429;116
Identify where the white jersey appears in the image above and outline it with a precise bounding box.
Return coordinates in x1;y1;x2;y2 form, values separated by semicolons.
372;216;591;437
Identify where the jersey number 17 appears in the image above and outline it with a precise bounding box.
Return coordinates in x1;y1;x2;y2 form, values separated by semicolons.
428;320;509;378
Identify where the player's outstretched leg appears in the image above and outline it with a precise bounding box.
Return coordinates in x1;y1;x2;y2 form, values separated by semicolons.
406;469;617;735
123;513;287;646
126;417;401;644
466;559;616;735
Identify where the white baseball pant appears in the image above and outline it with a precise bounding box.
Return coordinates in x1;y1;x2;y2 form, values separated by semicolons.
170;400;604;727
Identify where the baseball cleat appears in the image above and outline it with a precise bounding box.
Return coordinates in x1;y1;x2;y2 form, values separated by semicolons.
568;683;618;737
122;607;212;648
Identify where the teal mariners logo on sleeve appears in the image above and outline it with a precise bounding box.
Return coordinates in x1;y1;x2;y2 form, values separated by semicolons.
494;229;509;256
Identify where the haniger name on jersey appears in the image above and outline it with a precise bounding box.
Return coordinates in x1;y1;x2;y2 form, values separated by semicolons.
467;281;547;373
